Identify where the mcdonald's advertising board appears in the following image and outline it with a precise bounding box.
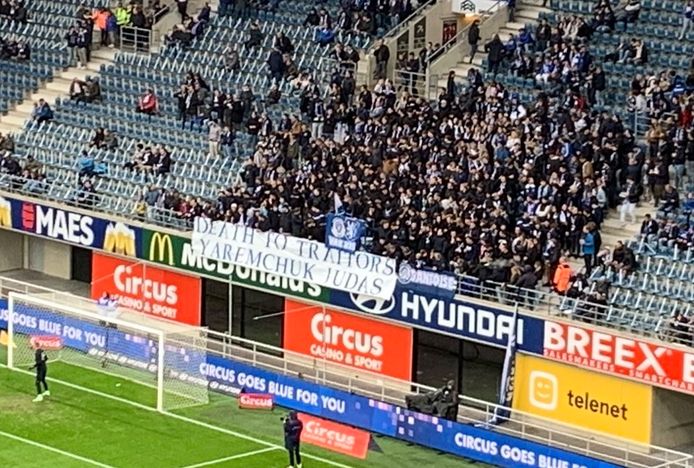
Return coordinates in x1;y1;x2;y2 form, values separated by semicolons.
513;354;653;443
0;195;141;257
283;299;413;380
91;252;202;325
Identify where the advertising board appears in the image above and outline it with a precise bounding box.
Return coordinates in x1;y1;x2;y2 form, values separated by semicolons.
0;299;622;468
513;354;652;443
330;288;545;349
542;321;694;395
0;195;141;257
91;253;202;326
298;413;370;459
238;393;274;410
283;299;413;380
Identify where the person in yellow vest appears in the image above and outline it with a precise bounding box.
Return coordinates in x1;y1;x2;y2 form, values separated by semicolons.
115;2;131;28
552;256;573;294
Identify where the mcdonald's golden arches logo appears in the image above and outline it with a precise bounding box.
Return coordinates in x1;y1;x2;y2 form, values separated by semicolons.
149;232;174;266
0;196;12;228
103;222;137;256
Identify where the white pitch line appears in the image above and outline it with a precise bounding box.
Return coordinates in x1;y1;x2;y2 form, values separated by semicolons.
181;447;279;468
1;365;354;468
0;429;115;468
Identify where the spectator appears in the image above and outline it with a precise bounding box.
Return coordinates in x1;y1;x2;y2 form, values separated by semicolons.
136;89;159;115
467;19;480;64
268;48;284;83
580;224;596;275
32;99;53;124
0;132;14;152
617;0;641;29
661;184;680;212
679;0;694;40
552;257;573;294
619;178;639;224
246;20;263;48
374;39;390;80
69;78;88;103
484;35;504;75
208;120;221;157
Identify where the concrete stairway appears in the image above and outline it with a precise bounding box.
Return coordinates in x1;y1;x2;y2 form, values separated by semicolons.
438;0;551;89
0;47;117;136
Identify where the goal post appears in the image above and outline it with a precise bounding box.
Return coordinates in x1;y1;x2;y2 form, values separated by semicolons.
6;292;209;412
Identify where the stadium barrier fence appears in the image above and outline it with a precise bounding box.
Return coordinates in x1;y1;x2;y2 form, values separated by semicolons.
0;276;691;468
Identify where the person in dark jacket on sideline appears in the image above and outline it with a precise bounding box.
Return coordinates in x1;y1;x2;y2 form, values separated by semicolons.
283;411;303;468
484;35;504;75
468;19;480;64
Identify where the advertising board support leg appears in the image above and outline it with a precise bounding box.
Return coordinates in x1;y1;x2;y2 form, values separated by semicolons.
232;275;234;336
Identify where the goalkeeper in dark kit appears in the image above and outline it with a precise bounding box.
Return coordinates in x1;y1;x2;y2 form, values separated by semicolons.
30;346;50;402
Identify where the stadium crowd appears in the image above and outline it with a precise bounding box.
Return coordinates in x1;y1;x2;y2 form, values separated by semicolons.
1;0;693;315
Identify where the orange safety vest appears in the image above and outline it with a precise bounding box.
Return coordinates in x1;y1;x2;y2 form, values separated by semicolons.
553;263;572;293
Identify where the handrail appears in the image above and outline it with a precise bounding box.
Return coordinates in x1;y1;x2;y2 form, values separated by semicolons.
382;0;433;40
0;275;690;468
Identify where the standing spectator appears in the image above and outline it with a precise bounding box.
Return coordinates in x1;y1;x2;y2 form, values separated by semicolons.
176;0;187;19
208;120;221;157
679;0;694;40
374;39;390;80
75;24;89;69
507;0;516;22
268;48;284;83
552;257;573;294
580;224;596;275
619;178;638;223
484;35;504;75
467;19;480;64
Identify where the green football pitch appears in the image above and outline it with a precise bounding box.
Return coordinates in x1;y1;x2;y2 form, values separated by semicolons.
0;352;488;468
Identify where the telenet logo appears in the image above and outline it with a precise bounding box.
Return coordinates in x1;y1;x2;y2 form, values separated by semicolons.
528;371;557;410
514;354;652;443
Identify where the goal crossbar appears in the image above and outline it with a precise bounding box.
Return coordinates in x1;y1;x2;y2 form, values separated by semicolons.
6;292;207;412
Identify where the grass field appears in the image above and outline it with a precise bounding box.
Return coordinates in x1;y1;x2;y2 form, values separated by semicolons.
0;350;488;468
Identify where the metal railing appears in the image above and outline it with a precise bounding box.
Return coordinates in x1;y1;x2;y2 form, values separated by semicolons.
0;275;690;468
119;25;156;53
455;274;694;345
426;0;507;89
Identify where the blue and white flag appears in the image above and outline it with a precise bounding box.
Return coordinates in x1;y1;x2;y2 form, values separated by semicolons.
325;213;365;253
488;305;518;425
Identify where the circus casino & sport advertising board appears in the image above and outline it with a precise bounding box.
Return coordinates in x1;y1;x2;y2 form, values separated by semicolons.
283;299;413;380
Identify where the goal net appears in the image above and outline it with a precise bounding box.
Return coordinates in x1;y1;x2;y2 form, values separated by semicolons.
6;292;209;412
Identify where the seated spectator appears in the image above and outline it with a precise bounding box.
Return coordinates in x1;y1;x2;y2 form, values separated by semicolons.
661;184;680;212
303;8;319;26
617;0;641;29
78;150;95;176
69;78;88;102
317;27;335;45
153;146;171;174
166;23;193;47
0;132;15;152
32;99;53;124
0;151;21;176
245;20;263;48
15;40;29;61
74;178;96;207
84;77;102;103
90;127;106;148
222;46;240;72
102;129;118;150
136;89;159;115
266;84;281;105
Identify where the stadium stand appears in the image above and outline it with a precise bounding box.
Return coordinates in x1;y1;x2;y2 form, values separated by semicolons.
0;0;693;345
